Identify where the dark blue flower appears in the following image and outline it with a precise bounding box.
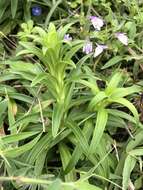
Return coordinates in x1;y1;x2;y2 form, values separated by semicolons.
32;6;42;16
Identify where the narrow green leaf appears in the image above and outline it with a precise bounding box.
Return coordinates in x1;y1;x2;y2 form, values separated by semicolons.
64;43;83;60
105;72;122;95
59;143;75;182
8;99;16;134
102;56;123;69
7;93;33;104
65;120;93;174
64;83;74;111
126;130;143;151
107;109;137;125
11;0;18;18
111;98;139;124
59;23;75;39
0;1;9;19
34;150;48;176
26;133;52;164
0;99;8;116
64;146;82;175
67;121;89;154
78;79;100;94
10;113;40;131
89;108;108;154
1;132;39;144
0;73;21;82
129;148;143;156
52;103;64;137
110;86;141;99
31;73;48;87
3;134;41;158
32;99;53;113
45;0;62;27
122;155;136;190
88;91;107;110
32;26;47;37
10;61;42;74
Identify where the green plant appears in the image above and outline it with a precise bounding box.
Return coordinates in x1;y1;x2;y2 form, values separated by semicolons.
1;0;143;189
0;19;142;190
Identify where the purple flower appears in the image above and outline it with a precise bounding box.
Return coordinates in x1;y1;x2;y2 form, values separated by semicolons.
64;34;72;41
32;6;42;16
115;32;128;45
89;16;104;31
83;41;93;54
94;44;108;57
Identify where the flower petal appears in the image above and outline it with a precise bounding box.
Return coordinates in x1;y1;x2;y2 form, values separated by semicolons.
94;46;104;57
94;44;107;58
83;41;93;54
90;16;104;31
32;6;42;16
64;34;72;41
115;33;128;45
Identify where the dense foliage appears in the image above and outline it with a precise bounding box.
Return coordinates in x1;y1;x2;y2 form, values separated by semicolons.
0;0;143;189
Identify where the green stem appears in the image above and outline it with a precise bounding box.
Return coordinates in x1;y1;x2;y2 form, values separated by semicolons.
0;176;75;187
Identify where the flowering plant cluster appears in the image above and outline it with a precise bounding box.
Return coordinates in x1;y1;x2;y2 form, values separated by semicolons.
1;1;143;190
64;15;128;58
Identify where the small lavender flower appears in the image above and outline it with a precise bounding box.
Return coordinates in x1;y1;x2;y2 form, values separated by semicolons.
94;44;108;58
32;6;42;16
89;16;104;31
64;34;72;41
83;41;93;54
115;32;128;45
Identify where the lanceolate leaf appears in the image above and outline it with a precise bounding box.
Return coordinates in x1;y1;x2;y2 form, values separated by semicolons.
64;43;83;60
1;132;39;144
111;98;139;124
122;155;136;190
110;86;141;99
107;109;137;125
64;145;82;174
105;72;122;95
126;130;143;151
0;99;8;117
65;120;94;174
10;113;40;131
129;148;143;156
102;56;124;69
59;143;75;182
26;133;52;164
89;108;108;154
58;22;75;39
88;91;107;110
0;0;9;19
11;0;18;18
67;121;89;154
52;102;64;137
8;99;16;134
2;134;41;158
